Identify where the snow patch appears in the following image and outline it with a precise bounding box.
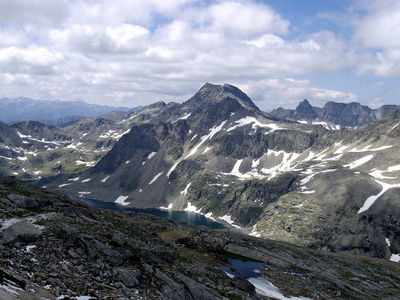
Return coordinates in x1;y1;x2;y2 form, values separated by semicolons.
59;183;72;188
160;203;174;210
114;196;130;206
370;165;400;180
75;160;96;167
180;182;192;196
226;116;284;133
202;147;211;154
261;151;300;180
344;155;373;169
350;145;392;153
101;176;110;183
1;218;21;230
178;112;191;120
248;277;311;299
149;172;164;185
167;162;179;178
298;190;315;194
185;120;227;159
81;178;91;183
78;192;91;197
147;152;157;160
358;180;400;213
68;177;80;182
390;254;400;262
223;159;249;179
184;202;201;213
218;215;241;228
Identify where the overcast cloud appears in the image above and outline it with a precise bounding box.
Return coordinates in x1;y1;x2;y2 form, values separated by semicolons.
0;0;399;110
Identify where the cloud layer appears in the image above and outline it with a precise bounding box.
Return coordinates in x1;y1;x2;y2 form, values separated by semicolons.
0;0;399;110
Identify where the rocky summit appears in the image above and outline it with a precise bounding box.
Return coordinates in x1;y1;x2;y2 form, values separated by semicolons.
1;176;400;299
1;83;400;293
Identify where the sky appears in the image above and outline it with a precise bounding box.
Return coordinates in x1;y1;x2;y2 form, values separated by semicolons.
1;0;400;111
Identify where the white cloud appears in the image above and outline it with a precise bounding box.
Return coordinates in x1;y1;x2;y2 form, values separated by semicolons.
354;0;400;49
238;78;358;110
0;0;398;110
206;1;290;38
0;46;63;75
353;0;400;76
107;91;136;103
0;0;69;26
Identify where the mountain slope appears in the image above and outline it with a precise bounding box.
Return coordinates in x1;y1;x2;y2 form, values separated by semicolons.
2;83;400;261
2;176;400;299
54;83;400;260
271;99;400;128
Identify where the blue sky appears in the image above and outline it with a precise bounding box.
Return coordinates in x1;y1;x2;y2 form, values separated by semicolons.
0;0;399;111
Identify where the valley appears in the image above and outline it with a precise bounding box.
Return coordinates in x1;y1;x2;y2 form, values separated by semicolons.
1;83;400;265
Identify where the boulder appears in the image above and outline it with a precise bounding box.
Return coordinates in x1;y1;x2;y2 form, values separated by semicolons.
2;220;42;244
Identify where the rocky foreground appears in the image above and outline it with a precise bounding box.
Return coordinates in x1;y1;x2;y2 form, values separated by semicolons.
0;176;399;299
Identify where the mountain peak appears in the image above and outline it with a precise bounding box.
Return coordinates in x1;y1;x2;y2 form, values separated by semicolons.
190;83;259;111
294;99;318;119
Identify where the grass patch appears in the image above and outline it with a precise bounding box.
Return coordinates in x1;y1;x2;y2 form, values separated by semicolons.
227;293;242;300
173;251;193;264
33;219;54;227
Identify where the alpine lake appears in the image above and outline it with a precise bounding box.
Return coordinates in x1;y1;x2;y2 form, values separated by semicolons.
75;197;312;299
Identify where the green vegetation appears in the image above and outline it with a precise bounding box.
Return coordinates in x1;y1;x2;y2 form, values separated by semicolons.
33;219;54;227
227;293;242;300
173;251;193;264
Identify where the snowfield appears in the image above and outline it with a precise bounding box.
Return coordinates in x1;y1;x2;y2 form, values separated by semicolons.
114;196;130;206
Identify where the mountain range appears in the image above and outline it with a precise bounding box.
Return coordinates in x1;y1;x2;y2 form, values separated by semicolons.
0;96;134;125
270;99;400;128
1;83;400;264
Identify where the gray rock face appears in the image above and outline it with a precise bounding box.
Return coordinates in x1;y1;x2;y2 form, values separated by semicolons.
2;220;42;244
7;194;50;209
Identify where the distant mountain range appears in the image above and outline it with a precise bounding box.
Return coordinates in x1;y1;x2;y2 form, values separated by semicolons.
270;99;400;128
0;97;136;125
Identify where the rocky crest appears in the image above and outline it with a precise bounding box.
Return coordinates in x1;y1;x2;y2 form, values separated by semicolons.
270;99;400;128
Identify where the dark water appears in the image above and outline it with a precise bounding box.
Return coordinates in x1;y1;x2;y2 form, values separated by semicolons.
220;253;267;278
75;197;226;230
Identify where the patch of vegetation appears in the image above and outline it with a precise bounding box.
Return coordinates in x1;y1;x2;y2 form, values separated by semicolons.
173;251;193;264
11;187;33;197
227;293;242;300
33;219;54;227
205;198;221;214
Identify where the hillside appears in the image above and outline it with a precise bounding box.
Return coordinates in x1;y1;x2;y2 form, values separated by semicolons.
1;176;400;299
